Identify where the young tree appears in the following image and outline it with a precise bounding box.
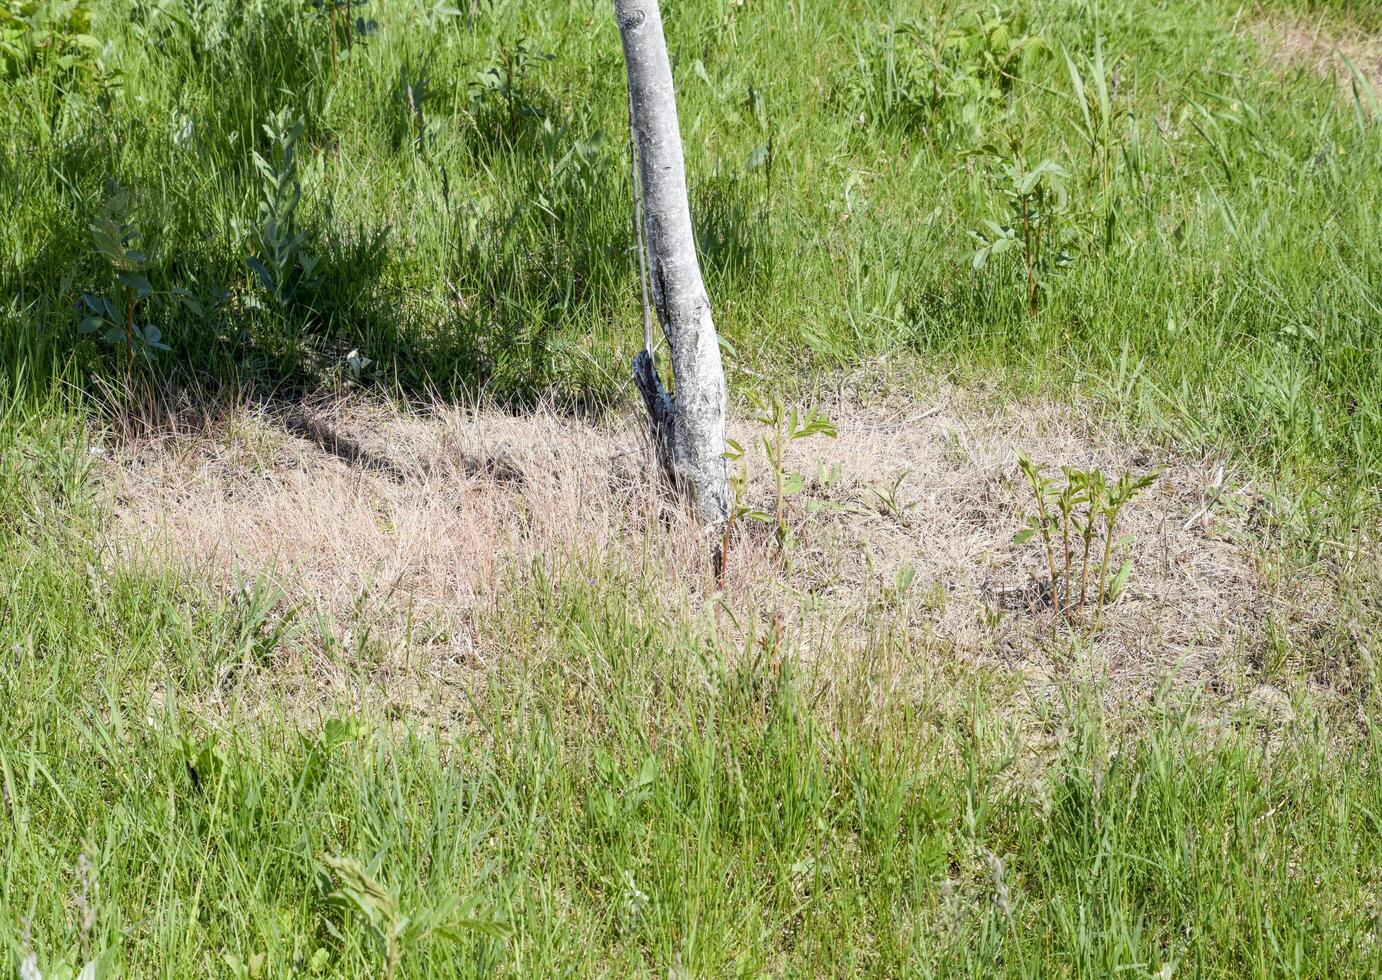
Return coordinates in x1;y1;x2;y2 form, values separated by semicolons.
617;0;729;530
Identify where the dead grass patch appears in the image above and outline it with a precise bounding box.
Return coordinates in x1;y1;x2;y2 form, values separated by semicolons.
95;378;1343;725
1248;11;1382;95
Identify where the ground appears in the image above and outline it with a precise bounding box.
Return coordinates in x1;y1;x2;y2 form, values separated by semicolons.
104;374;1338;724
1;0;1381;976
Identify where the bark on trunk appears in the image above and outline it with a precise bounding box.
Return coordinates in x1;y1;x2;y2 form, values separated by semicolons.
616;0;729;529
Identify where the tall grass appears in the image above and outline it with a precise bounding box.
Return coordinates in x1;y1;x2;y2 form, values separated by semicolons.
2;0;1382;972
0;0;1379;536
0;385;1380;975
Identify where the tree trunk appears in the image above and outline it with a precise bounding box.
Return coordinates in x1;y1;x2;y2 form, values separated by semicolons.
616;0;729;529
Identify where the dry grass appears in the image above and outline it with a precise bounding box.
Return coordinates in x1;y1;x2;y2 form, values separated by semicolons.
95;378;1340;724
1248;11;1382;95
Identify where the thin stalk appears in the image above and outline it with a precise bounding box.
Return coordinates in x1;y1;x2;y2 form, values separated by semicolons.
122;283;135;375
716;517;731;584
506;56;515;136
1078;511;1095;613
1094;506;1121;626
774;426;785;549
1028;478;1060;604
1021;199;1037;314
328;0;338;81
1060;502;1072;617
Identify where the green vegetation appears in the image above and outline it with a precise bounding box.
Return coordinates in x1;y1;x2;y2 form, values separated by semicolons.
2;0;1381;974
2;0;1379;535
1;385;1380;975
1014;455;1158;624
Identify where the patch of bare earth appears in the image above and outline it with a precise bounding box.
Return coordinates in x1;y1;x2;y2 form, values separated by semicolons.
99;381;1337;722
1248;11;1382;95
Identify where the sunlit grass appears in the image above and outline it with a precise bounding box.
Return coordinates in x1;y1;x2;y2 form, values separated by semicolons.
1;0;1381;973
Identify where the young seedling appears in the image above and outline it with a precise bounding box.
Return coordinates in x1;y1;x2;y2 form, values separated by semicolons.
1015;452;1061;601
971;153;1075;314
81;184;178;371
1095;469;1158;625
1013;453;1157;626
722;395;838;573
247;108;321;310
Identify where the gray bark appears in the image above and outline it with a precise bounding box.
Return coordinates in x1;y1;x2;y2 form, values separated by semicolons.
616;0;729;528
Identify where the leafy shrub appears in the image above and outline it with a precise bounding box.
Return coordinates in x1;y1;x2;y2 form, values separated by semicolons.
845;8;1047;142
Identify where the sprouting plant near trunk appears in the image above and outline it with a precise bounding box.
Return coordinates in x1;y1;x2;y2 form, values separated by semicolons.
1014;454;1157;624
724;395;838;555
971;153;1074;314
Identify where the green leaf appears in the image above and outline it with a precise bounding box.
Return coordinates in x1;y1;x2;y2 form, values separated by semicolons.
433;916;514;942
633;754;657;790
246;257;274;293
171;287;204;317
117;271;152;297
1106;559;1132;603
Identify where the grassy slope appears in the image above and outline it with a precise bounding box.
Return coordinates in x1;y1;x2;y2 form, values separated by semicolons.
1;0;1381;975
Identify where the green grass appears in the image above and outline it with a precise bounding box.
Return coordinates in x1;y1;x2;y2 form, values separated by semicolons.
2;0;1382;974
1;387;1380;977
1;0;1380;534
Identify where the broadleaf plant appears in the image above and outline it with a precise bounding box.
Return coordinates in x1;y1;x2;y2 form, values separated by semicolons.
1014;453;1158;627
80;183;172;368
